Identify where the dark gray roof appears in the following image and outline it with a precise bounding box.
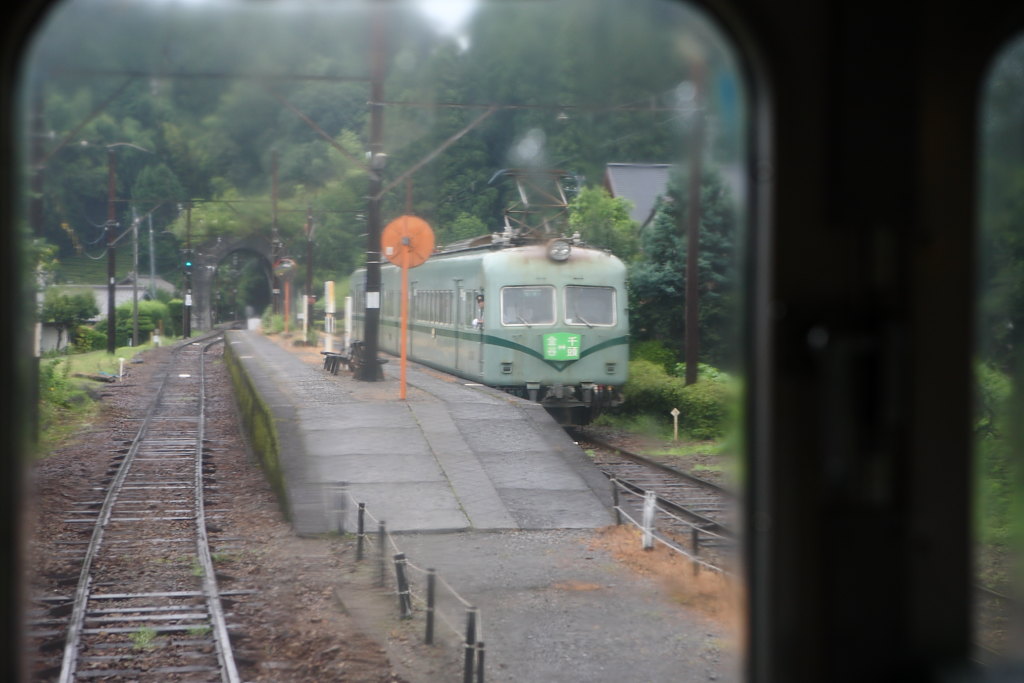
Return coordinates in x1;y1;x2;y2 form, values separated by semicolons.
603;163;674;227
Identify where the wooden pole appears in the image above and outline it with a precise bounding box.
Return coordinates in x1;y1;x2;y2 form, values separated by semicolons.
684;57;705;386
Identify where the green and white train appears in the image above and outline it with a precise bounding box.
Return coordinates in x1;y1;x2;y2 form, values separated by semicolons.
350;234;629;425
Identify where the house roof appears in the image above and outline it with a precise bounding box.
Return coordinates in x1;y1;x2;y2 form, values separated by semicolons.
603;163;673;227
117;274;177;293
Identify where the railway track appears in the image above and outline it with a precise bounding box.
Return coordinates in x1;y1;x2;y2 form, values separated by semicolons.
28;335;244;682
579;429;1024;657
573;429;738;571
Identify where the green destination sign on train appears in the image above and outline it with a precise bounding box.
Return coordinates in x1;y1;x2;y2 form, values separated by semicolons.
543;333;582;361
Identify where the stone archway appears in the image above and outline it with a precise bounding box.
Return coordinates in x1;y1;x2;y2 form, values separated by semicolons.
189;235;275;331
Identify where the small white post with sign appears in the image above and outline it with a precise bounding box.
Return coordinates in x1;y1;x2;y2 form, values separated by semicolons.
324;281;336;352
642;491;657;550
671;407;681;441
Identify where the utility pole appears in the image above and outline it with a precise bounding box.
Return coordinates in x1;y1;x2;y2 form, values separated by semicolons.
101;142;151;353
131;210;139;347
106;148;118;354
148;212;156;300
304;206;314;342
684;57;706;386
183;202;192;338
356;6;387;381
271;151;282;316
29;87;46;442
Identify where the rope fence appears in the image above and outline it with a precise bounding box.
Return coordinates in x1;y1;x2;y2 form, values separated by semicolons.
607;476;731;576
327;483;486;683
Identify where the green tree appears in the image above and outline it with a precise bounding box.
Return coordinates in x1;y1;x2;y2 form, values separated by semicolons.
629;167;740;367
114;299;170;347
40;289;98;349
568;186;639;260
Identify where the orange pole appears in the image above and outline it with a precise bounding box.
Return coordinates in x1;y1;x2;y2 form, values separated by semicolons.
400;249;409;400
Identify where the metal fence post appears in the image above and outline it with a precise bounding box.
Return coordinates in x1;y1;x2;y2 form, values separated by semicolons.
476;641;486;683
425;569;436;645
609;477;622;525
377;521;386;587
394;553;412;619
356;502;366;561
332;482;347;533
462;607;477;683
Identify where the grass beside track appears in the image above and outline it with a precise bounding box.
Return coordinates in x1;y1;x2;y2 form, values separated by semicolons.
35;339;183;457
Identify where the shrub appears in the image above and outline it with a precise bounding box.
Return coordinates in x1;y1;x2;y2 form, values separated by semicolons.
621;359;736;439
679;379;733;440
167;299;184;337
671;362;731;383
974;360;1010;439
621;359;686;415
39;358;74;409
261;307;285;334
113;299;173;346
74;325;106;352
630;339;678;372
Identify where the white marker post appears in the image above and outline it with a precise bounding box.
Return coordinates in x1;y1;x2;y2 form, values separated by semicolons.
642;491;657;550
670;407;681;441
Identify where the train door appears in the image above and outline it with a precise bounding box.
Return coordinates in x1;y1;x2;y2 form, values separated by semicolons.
453;279;463;372
475;288;485;377
408;280;416;360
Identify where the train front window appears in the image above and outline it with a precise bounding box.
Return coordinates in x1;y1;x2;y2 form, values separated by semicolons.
16;0;751;681
565;286;616;326
501;286;556;326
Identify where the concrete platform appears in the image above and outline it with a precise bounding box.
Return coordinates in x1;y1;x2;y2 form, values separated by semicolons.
225;330;613;535
226;331;740;683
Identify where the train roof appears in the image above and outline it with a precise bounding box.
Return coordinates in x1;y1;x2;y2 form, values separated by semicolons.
432;230;621;261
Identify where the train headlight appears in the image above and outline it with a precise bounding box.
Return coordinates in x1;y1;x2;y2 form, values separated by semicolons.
547;238;572;262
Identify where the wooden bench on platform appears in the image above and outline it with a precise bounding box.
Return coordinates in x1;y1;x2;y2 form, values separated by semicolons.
320;350;348;375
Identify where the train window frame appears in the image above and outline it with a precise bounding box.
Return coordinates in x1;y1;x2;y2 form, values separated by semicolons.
563;285;617;327
500;285;557;327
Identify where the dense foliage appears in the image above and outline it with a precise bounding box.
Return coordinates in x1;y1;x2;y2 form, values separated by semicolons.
629;167;740;367
24;0;744;357
620;359;736;439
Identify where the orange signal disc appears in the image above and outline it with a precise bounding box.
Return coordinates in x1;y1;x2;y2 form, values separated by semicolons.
381;215;435;268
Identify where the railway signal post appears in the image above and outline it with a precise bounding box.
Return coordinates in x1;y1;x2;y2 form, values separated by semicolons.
381;215;435;399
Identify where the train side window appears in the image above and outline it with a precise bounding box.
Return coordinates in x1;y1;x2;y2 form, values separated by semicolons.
500;286;556;326
564;286;616;326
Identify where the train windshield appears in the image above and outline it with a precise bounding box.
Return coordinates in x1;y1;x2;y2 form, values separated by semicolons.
565;286;616;326
501;286;556;326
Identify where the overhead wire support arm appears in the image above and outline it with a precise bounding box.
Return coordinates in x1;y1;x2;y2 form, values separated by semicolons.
376;105;498;200
263;85;370;171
